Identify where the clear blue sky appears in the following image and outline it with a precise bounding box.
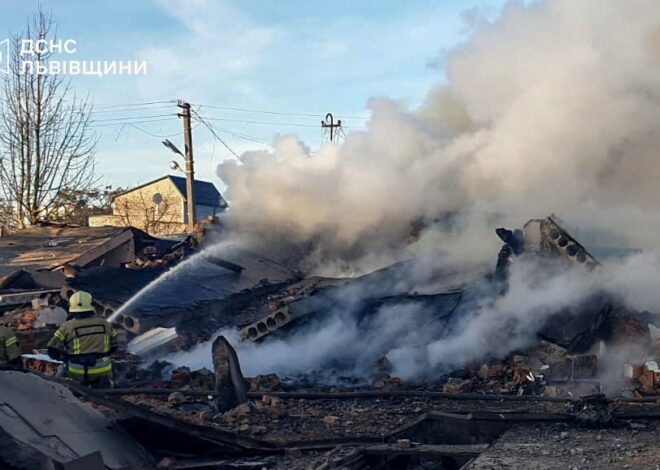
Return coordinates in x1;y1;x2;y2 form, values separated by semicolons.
0;0;518;190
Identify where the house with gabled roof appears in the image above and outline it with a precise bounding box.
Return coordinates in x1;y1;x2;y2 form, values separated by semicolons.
88;175;227;235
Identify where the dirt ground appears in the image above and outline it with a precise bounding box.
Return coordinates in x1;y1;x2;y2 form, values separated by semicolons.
467;421;660;469
111;392;660;469
122;393;569;442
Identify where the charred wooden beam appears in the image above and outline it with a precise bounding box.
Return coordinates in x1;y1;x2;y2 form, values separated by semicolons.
0;289;59;306
363;443;489;458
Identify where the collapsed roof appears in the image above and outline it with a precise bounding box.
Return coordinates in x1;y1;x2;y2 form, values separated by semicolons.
0;224;183;278
3;216;660;469
113;216;657;388
0;225;136;277
0;225;189;312
111;244;301;337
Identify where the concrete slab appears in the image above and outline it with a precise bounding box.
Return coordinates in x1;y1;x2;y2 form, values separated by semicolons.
0;370;152;469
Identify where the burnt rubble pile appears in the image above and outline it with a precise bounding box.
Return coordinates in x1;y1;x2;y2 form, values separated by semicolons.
437;217;652;398
7;216;660;468
7;215;657;400
30;216;649;401
0;220;218;352
114;216;658;400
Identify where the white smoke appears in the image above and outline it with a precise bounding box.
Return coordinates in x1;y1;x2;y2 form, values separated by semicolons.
163;1;660;382
167;253;660;382
167;302;441;382
216;0;660;274
424;252;660;374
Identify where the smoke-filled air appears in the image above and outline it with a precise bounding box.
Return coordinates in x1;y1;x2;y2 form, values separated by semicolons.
217;0;660;273
164;0;660;382
168;252;660;382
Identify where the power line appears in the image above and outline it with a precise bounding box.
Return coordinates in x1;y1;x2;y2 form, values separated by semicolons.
86;101;367;148
209;125;271;146
120;123;188;139
193;102;369;120
65;99;369;123
195;116;319;128
191;110;243;162
90;105;174;114
90;113;176;123
198;116;366;129
93;100;175;109
90;100;369;120
127;120;199;138
89;117;173;128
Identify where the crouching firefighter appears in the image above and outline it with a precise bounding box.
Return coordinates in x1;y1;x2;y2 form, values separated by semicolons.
47;291;118;388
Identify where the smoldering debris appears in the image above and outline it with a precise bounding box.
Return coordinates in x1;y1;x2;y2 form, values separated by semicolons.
140;216;655;400
12;215;660;470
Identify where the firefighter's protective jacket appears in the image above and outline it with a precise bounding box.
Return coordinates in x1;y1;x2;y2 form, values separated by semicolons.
0;326;20;366
47;313;118;379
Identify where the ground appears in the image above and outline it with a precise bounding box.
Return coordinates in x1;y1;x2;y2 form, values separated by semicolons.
105;391;660;469
467;421;660;469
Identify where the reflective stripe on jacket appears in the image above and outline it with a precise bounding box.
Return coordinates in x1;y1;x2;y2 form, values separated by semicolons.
0;326;20;366
48;314;118;356
67;356;112;377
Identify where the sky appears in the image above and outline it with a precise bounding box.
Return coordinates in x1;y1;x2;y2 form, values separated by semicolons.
0;0;520;190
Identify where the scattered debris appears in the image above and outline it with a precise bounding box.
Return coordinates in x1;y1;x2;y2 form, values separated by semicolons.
127;327;180;359
4;215;660;467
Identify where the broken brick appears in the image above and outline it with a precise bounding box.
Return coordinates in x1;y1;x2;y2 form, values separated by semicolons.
323;415;340;425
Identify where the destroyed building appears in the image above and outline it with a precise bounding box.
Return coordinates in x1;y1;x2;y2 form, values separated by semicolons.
4;216;660;469
0;221;208;354
114;216;653;386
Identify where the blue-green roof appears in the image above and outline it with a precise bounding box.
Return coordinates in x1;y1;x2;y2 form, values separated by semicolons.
168;175;225;207
112;175;227;208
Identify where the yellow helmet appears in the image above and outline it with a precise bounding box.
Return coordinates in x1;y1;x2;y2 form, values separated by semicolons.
69;290;95;313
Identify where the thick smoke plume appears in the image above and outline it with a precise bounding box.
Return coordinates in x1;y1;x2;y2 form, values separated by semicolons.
217;0;660;274
163;1;660;381
168;253;660;382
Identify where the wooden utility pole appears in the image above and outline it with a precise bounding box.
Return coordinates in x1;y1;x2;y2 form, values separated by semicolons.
177;100;197;232
321;113;342;142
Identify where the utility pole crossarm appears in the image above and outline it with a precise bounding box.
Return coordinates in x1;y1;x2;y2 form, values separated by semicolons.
321;113;342;143
177;100;197;233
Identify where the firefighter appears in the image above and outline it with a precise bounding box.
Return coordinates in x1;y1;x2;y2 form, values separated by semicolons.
0;326;21;367
47;291;118;388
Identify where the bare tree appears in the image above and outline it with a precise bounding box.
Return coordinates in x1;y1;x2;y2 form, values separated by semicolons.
0;9;97;228
47;185;122;226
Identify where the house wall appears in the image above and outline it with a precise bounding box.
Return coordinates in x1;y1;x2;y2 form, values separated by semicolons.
90;179;187;235
88;214;119;227
88;177;224;235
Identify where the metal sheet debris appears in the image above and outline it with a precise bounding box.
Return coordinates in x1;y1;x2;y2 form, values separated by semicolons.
0;371;152;469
